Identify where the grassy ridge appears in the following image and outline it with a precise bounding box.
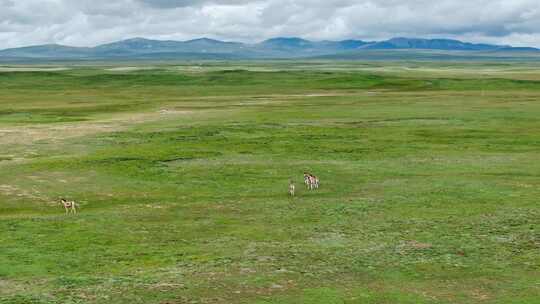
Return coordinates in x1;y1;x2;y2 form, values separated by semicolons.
0;62;539;303
2;70;540;125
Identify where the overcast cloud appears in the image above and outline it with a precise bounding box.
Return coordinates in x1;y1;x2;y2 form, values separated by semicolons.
1;0;540;49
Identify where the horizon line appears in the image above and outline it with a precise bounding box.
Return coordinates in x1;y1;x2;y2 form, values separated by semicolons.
3;36;536;51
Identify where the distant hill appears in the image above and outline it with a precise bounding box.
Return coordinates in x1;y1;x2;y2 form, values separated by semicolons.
0;37;538;61
0;44;92;58
361;38;506;51
93;37;246;56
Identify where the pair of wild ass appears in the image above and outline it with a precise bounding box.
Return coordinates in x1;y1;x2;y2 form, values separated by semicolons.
289;172;320;196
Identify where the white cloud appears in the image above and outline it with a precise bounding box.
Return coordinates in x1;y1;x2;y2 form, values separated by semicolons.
1;0;540;48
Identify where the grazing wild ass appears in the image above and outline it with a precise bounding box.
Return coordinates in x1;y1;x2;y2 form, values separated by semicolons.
289;180;296;196
60;198;77;214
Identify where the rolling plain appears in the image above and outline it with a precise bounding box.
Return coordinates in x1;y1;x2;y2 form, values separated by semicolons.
0;61;539;303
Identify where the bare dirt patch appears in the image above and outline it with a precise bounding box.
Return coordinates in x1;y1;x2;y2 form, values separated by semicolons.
0;124;117;145
0;109;194;173
0;109;193;151
0;184;48;202
0;279;27;295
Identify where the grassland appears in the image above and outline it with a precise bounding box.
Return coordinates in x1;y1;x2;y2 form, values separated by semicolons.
0;61;539;304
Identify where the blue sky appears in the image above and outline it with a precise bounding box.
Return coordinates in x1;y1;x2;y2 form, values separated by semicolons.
1;0;539;48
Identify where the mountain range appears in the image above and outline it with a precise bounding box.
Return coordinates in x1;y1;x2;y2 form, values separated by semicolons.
1;37;539;61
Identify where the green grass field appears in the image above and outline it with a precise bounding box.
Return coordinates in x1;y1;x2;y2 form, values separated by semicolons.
1;61;539;303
